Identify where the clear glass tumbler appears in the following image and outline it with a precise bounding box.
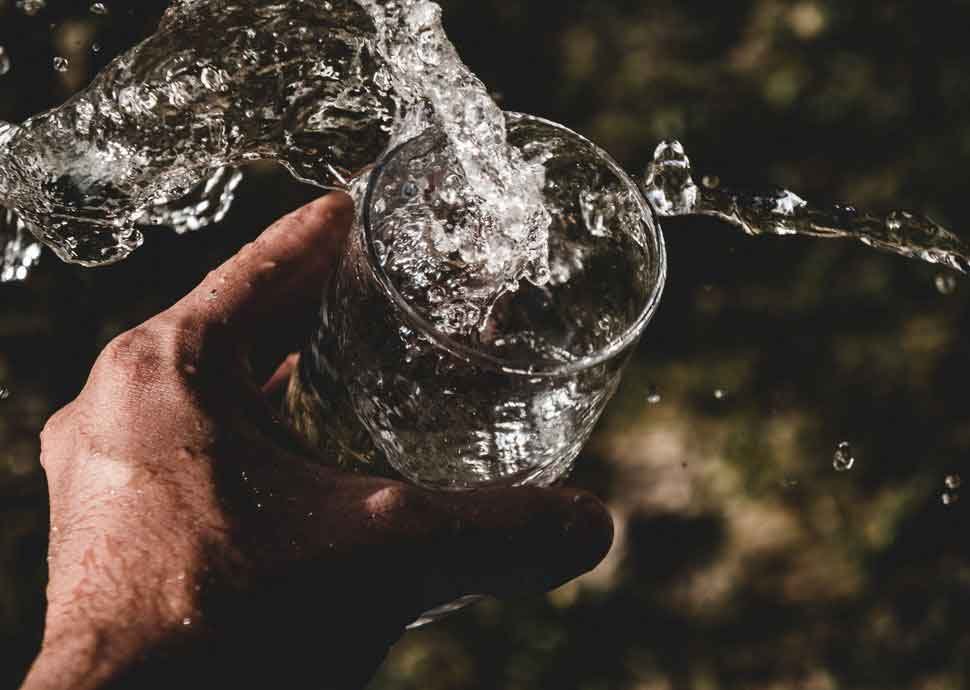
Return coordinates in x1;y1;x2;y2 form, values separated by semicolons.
286;113;666;493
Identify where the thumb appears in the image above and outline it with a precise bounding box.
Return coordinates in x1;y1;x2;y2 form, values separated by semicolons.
169;192;354;380
417;486;614;608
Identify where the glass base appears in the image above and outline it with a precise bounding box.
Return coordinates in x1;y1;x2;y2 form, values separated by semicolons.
407;595;485;629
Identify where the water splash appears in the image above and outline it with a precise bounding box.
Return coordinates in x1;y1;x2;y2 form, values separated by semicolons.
1;209;43;283
0;0;393;268
0;0;551;329
833;441;855;472
16;0;46;16
136;166;244;234
642;139;970;275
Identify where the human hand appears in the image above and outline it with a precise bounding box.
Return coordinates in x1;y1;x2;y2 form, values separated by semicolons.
21;193;613;690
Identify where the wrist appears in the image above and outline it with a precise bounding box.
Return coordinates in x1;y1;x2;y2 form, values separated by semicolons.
21;610;205;690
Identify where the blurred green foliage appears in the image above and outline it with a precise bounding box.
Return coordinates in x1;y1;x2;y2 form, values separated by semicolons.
3;1;970;688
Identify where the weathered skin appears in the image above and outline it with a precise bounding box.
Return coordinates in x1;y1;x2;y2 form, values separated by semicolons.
20;193;613;690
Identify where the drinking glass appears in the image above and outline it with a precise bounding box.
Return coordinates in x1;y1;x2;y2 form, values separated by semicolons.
285;113;665;624
286;113;666;491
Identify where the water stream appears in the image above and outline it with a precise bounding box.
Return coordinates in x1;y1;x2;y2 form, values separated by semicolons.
1;0;967;294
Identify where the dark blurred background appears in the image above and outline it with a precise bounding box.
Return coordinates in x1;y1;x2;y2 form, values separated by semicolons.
3;1;970;688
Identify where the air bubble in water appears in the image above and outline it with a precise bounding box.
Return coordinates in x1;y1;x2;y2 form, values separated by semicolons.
945;474;962;490
935;273;957;295
52;56;69;72
833;441;855;472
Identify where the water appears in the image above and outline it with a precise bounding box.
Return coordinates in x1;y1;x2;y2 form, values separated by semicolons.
287;114;662;489
0;0;553;338
1;2;968;300
1;208;42;283
16;0;46;17
642;139;970;276
833;441;856;472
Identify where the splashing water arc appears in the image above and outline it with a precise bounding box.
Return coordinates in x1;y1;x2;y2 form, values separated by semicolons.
0;0;552;309
2;0;969;295
641;139;970;274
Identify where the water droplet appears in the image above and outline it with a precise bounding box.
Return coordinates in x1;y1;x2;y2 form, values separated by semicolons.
89;2;108;15
91;42;102;54
945;474;962;490
781;478;799;489
833;441;855;472
646;385;662;405
53;56;70;73
0;387;10;401
0;47;11;77
182;617;192;626
935;273;957;295
16;0;46;16
713;388;727;401
701;175;720;189
206;289;218;301
942;492;959;506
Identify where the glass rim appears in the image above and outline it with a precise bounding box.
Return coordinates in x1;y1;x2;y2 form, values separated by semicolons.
360;112;667;378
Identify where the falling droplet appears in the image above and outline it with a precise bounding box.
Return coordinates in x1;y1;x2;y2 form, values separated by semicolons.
16;0;46;16
945;474;962;490
89;2;108;15
646;385;662;405
91;42;102;54
0;47;11;76
53;56;70;73
833;441;855;472
701;175;720;189
0;387;10;401
935;273;958;295
713;388;727;401
942;492;959;506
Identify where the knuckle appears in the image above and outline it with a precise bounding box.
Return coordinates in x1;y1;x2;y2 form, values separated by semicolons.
365;484;436;524
39;403;75;452
94;318;197;385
